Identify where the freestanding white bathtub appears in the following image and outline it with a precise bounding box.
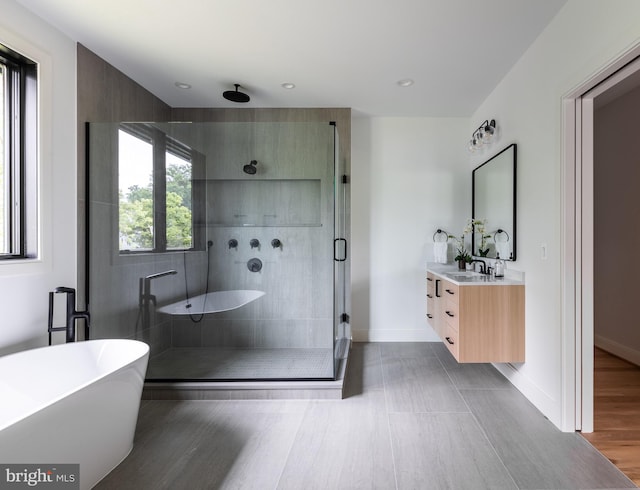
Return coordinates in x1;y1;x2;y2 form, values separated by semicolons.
0;339;149;490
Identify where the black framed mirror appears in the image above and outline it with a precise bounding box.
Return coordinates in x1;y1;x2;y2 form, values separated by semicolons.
472;143;517;260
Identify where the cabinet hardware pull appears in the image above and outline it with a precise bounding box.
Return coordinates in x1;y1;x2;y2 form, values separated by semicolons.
427;314;433;319
446;311;454;317
427;277;433;282
427;294;433;298
445;337;455;345
445;289;454;295
435;280;441;298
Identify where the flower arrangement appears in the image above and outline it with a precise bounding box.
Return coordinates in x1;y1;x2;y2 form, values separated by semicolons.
449;219;492;267
449;220;474;267
473;218;492;257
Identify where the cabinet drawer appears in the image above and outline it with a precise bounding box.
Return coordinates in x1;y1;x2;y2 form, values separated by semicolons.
442;281;459;303
426;297;435;325
443;324;459;359
443;299;459;331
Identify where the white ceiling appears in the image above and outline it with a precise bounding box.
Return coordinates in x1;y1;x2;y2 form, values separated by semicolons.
16;0;567;117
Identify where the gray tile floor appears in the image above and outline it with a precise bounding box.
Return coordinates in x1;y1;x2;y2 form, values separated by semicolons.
146;347;335;380
96;342;637;489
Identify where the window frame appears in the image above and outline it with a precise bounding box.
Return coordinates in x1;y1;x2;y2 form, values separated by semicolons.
117;123;204;255
0;44;37;260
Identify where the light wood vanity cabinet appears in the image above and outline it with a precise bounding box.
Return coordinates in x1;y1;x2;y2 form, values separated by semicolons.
426;271;524;363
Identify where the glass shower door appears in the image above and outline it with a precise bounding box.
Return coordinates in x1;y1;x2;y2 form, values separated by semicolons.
88;120;342;381
333;123;350;376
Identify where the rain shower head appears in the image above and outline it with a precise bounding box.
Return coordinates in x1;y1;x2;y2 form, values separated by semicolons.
243;160;258;174
223;83;250;103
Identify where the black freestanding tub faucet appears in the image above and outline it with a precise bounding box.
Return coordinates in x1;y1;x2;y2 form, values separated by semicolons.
48;287;91;344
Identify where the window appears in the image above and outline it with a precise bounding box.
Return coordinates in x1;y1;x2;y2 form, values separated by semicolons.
0;44;37;259
118;125;202;253
165;145;194;250
118;128;154;251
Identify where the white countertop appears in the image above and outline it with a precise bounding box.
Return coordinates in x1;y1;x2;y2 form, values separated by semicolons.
427;263;524;286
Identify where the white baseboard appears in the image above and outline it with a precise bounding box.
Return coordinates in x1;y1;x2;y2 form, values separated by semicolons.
595;335;640;366
491;362;563;430
352;328;440;342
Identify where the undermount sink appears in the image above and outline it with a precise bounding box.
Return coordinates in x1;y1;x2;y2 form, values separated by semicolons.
443;271;496;282
445;271;482;278
453;275;496;282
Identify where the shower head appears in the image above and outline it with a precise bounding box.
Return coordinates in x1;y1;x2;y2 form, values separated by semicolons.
243;160;258;175
223;83;250;103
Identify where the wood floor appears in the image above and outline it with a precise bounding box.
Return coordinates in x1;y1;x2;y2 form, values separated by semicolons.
582;348;640;486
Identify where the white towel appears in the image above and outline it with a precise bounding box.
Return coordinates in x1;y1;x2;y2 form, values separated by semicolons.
434;242;448;264
495;242;510;260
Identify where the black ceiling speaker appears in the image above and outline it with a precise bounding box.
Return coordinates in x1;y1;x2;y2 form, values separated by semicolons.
223;83;250;103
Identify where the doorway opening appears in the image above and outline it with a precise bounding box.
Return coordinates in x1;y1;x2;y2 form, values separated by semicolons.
563;45;640;432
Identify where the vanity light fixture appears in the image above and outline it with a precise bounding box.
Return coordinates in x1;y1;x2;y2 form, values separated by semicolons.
174;82;191;89
281;82;296;89
468;119;496;152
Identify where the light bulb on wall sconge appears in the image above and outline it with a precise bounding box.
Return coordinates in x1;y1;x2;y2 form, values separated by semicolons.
482;120;495;142
468;119;496;152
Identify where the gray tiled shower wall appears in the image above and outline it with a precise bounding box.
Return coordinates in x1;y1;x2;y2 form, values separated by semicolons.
171;225;333;350
88;120;338;360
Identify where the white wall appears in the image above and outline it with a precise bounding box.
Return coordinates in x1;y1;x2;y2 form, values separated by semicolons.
351;117;469;341
469;0;640;429
0;1;77;355
594;84;640;366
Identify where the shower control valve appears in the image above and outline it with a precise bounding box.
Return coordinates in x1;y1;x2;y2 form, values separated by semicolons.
271;238;282;249
228;238;238;249
250;238;260;249
247;258;263;272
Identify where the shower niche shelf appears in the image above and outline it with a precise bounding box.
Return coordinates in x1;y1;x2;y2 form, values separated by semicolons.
205;179;323;227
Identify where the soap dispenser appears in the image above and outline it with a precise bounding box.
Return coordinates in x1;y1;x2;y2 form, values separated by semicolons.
494;254;505;278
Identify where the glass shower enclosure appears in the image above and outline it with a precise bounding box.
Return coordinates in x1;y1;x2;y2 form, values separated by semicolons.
87;120;349;381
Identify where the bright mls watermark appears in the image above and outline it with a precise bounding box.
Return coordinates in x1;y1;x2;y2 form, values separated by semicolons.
0;465;79;489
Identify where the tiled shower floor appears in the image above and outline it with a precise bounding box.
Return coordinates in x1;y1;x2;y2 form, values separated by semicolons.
146;347;335;380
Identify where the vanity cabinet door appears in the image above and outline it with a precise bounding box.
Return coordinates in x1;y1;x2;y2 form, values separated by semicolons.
441;279;459;357
455;284;525;363
443;324;459;359
442;281;459;299
440;279;457;325
426;273;437;330
441;278;458;322
443;298;459;331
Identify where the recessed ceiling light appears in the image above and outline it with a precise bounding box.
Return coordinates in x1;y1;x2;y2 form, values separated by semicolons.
175;82;191;89
281;82;296;89
397;79;414;87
